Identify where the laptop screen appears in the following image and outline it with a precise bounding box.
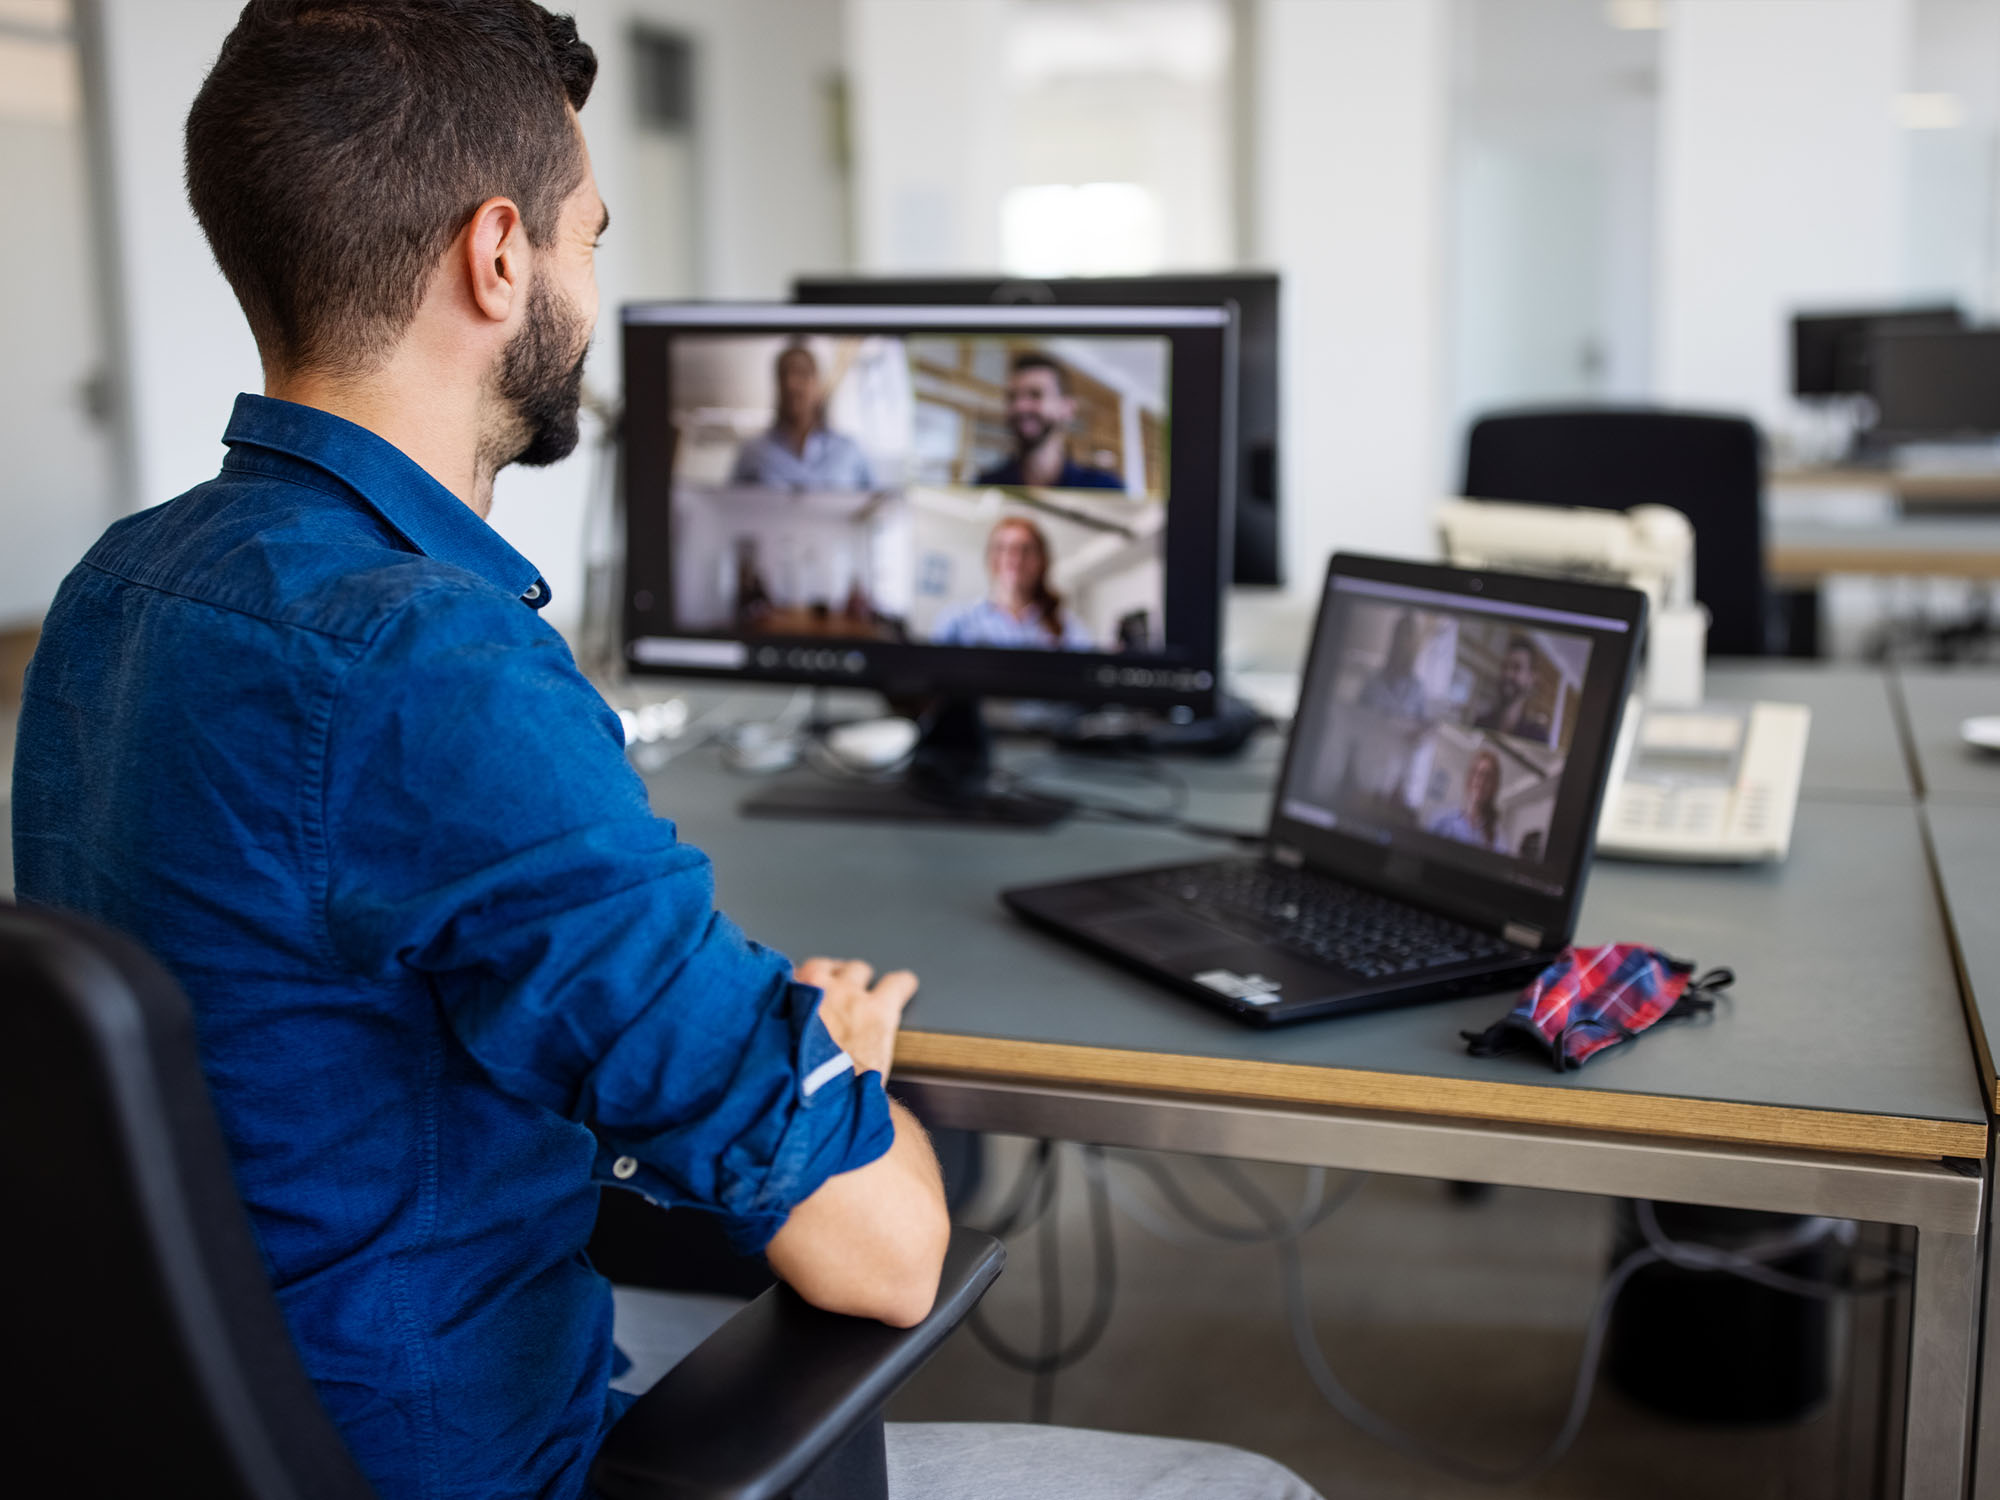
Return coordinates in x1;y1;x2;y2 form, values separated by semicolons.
1271;560;1643;945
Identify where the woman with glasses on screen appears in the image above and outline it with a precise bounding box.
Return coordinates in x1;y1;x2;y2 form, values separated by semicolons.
932;516;1096;650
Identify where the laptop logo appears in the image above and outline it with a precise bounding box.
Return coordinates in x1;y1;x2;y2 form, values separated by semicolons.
1194;969;1283;1004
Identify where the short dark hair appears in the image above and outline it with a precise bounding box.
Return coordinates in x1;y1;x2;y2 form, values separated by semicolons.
1009;351;1070;394
1505;635;1536;660
186;1;598;376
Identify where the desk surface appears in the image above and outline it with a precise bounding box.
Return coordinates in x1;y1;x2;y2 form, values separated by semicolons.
1706;662;1913;802
1897;669;2000;806
649;734;1985;1164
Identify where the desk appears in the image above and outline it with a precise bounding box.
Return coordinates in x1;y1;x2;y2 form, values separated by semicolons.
1896;669;2000;807
1706;662;1912;802
1774;466;2000;510
643;705;1987;1498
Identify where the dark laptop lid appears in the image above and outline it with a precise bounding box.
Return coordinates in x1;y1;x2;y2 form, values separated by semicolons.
1268;554;1647;951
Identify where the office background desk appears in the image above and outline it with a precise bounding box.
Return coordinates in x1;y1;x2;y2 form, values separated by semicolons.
642;667;1986;1500
1897;669;2000;806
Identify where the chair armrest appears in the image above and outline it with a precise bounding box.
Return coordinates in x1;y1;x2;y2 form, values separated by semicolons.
590;1226;1005;1500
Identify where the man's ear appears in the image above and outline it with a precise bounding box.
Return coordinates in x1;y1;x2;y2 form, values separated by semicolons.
463;196;526;326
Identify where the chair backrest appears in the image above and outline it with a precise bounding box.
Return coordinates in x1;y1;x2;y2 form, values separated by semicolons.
1462;407;1770;656
0;902;377;1500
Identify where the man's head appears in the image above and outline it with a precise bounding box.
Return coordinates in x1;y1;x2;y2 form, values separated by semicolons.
186;1;604;473
1004;354;1076;454
775;345;822;429
1500;637;1538;704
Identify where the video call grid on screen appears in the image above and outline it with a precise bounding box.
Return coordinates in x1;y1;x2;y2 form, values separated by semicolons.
620;304;1235;709
664;330;1168;653
1279;576;1633;899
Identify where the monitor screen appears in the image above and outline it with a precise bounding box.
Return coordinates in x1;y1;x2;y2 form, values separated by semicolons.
794;273;1281;587
621;304;1234;712
1272;557;1644;943
1790;304;1963;397
1869;327;2000;439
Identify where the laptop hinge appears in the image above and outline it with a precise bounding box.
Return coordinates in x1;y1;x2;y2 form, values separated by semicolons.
1270;843;1304;868
1502;921;1544;950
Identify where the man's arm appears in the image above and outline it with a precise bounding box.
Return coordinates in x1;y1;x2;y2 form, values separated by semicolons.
763;960;950;1328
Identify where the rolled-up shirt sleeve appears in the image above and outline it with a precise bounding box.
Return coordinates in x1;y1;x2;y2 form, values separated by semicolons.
320;581;893;1251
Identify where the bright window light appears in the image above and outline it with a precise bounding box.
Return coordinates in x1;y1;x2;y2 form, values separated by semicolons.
1896;92;1965;131
1001;182;1166;277
1603;0;1667;30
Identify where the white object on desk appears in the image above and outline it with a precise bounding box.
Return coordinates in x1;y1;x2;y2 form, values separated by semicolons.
1597;699;1811;863
824;717;920;769
1962;716;2000;753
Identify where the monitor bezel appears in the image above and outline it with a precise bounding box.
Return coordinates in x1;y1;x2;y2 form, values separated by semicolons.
620;302;1235;714
1267;552;1648;950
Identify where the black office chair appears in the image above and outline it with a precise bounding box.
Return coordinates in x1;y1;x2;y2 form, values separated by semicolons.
0;901;1003;1500
1462;407;1777;656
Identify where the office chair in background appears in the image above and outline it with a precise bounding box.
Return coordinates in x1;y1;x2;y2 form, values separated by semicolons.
1462;407;1786;657
0;901;1003;1500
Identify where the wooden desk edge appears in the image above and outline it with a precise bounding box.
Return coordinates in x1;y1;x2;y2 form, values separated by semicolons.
895;1031;1987;1162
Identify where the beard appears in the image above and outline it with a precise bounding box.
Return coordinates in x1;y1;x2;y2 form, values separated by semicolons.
1009;411;1052;451
493;273;591;470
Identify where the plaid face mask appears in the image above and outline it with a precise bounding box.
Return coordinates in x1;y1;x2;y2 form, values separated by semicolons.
1463;943;1734;1072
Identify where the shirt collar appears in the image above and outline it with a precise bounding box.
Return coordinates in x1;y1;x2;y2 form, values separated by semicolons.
221;393;551;610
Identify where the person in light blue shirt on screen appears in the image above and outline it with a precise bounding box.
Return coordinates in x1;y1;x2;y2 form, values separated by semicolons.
729;343;875;490
932;516;1097;650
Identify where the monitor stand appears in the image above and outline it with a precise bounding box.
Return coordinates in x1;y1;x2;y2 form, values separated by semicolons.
739;697;1071;828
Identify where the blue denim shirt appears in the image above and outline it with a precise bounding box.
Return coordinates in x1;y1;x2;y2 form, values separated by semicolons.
12;394;894;1500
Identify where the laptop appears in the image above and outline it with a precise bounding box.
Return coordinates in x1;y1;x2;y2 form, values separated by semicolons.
1003;553;1648;1025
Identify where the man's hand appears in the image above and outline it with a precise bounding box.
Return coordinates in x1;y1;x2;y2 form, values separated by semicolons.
794;958;917;1079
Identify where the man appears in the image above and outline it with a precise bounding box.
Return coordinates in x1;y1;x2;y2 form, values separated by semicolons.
976;352;1124;490
730;342;875;491
12;5;1316;1499
1474;636;1554;745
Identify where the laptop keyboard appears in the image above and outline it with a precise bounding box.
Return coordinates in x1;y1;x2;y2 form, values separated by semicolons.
1139;861;1517;981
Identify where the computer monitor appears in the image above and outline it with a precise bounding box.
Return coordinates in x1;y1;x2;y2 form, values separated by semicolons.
793;273;1283;587
620;302;1237;823
1791;304;1963;398
1869;327;2000;440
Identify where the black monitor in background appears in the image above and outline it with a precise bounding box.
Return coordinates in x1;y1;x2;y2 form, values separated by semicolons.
1869;327;2000;440
1791;304;1963;397
621;301;1237;825
794;272;1283;588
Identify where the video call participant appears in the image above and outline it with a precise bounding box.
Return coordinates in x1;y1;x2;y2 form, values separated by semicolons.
1474;635;1553;745
729;342;876;490
1357;611;1429;721
977;352;1125;490
12;5;1316;1499
933;516;1096;650
1428;747;1505;851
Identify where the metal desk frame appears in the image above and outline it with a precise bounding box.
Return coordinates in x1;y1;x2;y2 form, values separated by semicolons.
898;1073;1984;1500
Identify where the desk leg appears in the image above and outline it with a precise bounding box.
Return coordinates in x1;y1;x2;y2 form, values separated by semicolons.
1973;1146;2000;1500
1908;1226;1980;1499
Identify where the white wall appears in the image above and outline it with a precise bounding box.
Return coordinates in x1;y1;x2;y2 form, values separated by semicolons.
79;0;848;636
1654;0;1910;431
846;0;1011;271
0;9;115;625
1251;0;1450;584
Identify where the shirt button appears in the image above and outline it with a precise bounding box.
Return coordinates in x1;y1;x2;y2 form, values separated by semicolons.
612;1156;638;1180
522;582;543;603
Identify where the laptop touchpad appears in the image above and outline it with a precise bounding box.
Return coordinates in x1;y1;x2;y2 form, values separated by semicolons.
1087;911;1229;960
